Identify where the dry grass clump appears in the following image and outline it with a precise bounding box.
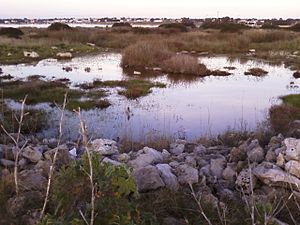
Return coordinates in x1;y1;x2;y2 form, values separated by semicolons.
121;41;172;68
244;29;294;43
269;104;300;134
244;68;268;76
161;54;209;76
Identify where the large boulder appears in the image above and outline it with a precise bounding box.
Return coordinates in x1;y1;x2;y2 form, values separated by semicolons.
22;146;42;163
156;164;179;191
132;165;165;192
253;163;300;189
176;164;199;185
284;138;300;161
89;139;119;156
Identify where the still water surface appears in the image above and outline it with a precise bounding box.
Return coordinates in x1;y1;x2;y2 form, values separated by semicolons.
1;53;299;141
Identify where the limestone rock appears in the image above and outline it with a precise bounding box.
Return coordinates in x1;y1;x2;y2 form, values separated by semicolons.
156;164;179;191
236;168;257;194
170;140;186;156
176;164;199;185
56;52;73;59
44;144;71;167
284;138;300;161
22;146;42;163
229;147;246;162
285;160;300;179
90;139;119;156
19;170;47;191
129;147;162;168
23;51;39;58
210;158;226;178
247;146;265;163
253;163;300;189
133;165;165;192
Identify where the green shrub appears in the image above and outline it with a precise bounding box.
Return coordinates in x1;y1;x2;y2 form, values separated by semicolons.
45;153;145;225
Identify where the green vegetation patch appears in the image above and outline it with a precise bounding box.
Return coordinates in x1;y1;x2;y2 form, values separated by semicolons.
0;43;97;64
1;79;110;111
78;79;166;99
281;94;300;109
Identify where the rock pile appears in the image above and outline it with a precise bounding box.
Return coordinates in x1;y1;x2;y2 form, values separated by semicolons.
1;134;300;224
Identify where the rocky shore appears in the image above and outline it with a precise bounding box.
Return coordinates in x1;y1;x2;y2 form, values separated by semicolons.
1;134;300;224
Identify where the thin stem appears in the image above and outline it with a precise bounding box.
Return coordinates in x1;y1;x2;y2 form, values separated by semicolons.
40;93;67;220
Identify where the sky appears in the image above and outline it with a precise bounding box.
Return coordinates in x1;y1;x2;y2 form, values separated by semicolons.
0;0;299;19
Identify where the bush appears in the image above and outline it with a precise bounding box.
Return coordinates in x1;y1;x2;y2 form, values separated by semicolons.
121;41;173;68
112;22;132;28
261;24;279;29
43;153;145;224
0;27;24;38
269;104;300;134
289;23;300;32
161;54;209;76
245;30;293;43
201;22;249;33
48;22;72;31
159;23;188;32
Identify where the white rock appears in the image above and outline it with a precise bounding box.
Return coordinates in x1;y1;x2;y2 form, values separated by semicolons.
90;139;119;156
133;71;141;75
156;164;179;191
284;138;300;161
23;51;39;58
56;52;73;59
247;146;265;163
69;148;77;158
87;42;96;47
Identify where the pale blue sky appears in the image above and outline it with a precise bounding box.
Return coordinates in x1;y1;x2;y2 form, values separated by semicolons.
0;0;299;19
